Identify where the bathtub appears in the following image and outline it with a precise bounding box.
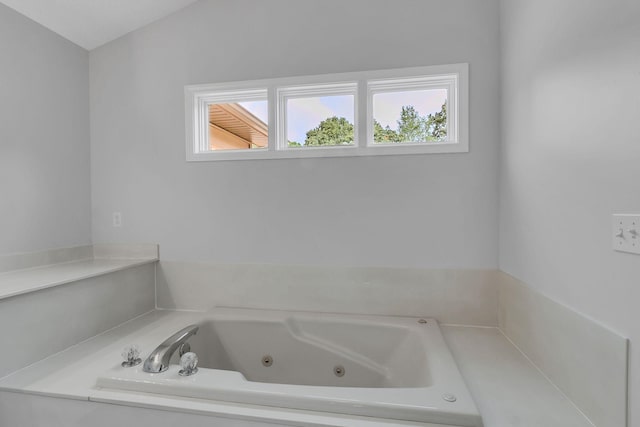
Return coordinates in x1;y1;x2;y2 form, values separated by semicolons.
96;308;483;426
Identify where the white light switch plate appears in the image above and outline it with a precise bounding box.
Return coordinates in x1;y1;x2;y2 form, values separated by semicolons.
612;214;640;255
112;212;122;227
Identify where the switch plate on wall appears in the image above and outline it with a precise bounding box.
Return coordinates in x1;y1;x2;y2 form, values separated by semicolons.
112;212;122;227
612;214;640;255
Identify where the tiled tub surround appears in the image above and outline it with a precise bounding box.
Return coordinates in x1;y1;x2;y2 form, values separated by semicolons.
0;311;594;427
0;252;628;426
0;244;158;377
157;262;499;327
156;261;628;426
498;274;628;427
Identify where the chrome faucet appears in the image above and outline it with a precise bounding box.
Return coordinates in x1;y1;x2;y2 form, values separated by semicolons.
143;324;199;373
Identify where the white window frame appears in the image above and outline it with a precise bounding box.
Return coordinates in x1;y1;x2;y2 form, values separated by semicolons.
367;75;458;147
277;82;359;151
192;88;268;154
185;63;468;161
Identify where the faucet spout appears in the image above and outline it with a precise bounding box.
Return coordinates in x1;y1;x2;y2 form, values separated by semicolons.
143;324;199;373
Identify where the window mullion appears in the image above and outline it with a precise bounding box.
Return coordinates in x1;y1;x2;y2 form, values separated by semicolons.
268;86;277;152
357;80;368;149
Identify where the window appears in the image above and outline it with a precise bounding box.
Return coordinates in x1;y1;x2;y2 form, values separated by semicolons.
208;100;268;151
371;88;449;144
278;83;357;150
185;63;468;161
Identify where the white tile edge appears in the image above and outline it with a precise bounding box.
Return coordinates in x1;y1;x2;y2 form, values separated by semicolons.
497;271;629;427
0;244;160;273
0;387;89;402
87;394;345;427
87;392;444;427
0;245;93;273
498;271;629;340
0;387;446;427
0;259;158;302
495;327;597;427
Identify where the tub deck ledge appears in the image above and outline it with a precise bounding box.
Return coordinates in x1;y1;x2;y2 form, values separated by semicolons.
0;310;593;427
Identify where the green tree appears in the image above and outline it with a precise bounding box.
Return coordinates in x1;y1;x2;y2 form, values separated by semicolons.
304;116;353;146
397;105;425;142
424;103;447;141
395;103;447;142
374;120;401;143
291;103;446;147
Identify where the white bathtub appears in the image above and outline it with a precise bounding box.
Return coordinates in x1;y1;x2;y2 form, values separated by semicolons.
97;308;483;426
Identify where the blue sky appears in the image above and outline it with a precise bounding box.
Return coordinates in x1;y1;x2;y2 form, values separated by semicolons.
239;89;447;144
239;100;268;124
286;95;354;143
373;89;447;128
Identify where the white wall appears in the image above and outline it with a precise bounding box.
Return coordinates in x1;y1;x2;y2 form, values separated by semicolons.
89;0;501;269
0;3;91;255
498;0;640;424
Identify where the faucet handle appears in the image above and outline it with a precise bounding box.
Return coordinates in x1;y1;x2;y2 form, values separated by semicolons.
179;352;199;376
121;344;142;367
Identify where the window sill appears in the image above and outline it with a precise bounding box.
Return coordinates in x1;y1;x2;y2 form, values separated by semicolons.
187;141;468;162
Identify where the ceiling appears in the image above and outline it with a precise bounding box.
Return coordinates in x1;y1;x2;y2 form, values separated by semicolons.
0;0;199;50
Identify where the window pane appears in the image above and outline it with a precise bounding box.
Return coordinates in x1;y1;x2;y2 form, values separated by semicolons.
286;95;354;148
372;89;448;144
208;100;268;150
